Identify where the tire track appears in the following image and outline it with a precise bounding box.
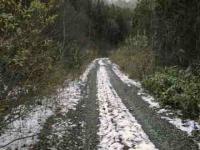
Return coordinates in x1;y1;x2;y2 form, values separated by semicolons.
96;59;157;150
104;58;199;150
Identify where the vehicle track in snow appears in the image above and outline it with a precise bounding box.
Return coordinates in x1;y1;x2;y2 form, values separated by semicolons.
96;60;157;150
0;58;199;150
103;58;199;150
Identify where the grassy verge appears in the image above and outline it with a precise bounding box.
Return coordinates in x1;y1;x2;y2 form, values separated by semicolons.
142;67;200;119
111;35;200;120
0;49;97;117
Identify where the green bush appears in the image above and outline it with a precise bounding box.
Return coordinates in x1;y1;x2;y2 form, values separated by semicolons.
0;0;61;99
143;67;200;119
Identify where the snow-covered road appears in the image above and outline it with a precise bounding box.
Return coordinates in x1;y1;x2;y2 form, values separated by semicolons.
0;58;199;150
97;60;157;150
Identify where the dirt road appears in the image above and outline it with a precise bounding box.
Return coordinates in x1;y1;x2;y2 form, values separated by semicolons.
0;58;199;150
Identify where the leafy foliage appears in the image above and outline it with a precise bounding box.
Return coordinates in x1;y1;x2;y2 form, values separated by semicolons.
0;0;111;101
111;0;200;120
143;68;200;119
0;0;61;99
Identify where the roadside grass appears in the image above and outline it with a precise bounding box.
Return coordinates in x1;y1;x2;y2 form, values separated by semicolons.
142;67;200;119
111;48;155;80
0;48;97;118
111;34;200;120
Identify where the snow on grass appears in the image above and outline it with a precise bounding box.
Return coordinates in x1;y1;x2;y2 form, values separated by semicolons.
96;59;157;150
49;80;84;139
49;118;77;140
0;58;97;149
137;89;160;109
161;117;200;136
138;88;200;136
106;59;200;136
157;109;168;114
0;81;83;150
57;58;97;113
0;103;54;150
57;81;82;114
110;60;159;109
112;63;159;109
0;70;86;149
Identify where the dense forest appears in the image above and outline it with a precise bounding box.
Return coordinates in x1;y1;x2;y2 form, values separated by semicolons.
1;0;200;119
112;0;200;119
0;0;132;101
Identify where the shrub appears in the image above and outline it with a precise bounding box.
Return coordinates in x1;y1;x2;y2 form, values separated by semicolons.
0;0;64;100
143;67;200;119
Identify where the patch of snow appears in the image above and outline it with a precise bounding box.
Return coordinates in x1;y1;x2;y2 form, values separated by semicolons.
141;95;160;108
98;59;105;66
0;79;84;149
4;85;8;91
50;80;84;140
157;109;168;114
137;89;160;109
96;60;157;150
110;60;159;109
4;105;27;122
137;84;200;136
50;119;76;139
111;63;141;88
0;58;96;149
7;86;29;100
0;104;54;150
161;117;200;136
57;81;82;114
106;58;200;136
198;143;200;149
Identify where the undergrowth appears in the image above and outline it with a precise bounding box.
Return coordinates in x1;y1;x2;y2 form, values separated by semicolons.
111;34;155;80
143;67;200;119
111;34;200;120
